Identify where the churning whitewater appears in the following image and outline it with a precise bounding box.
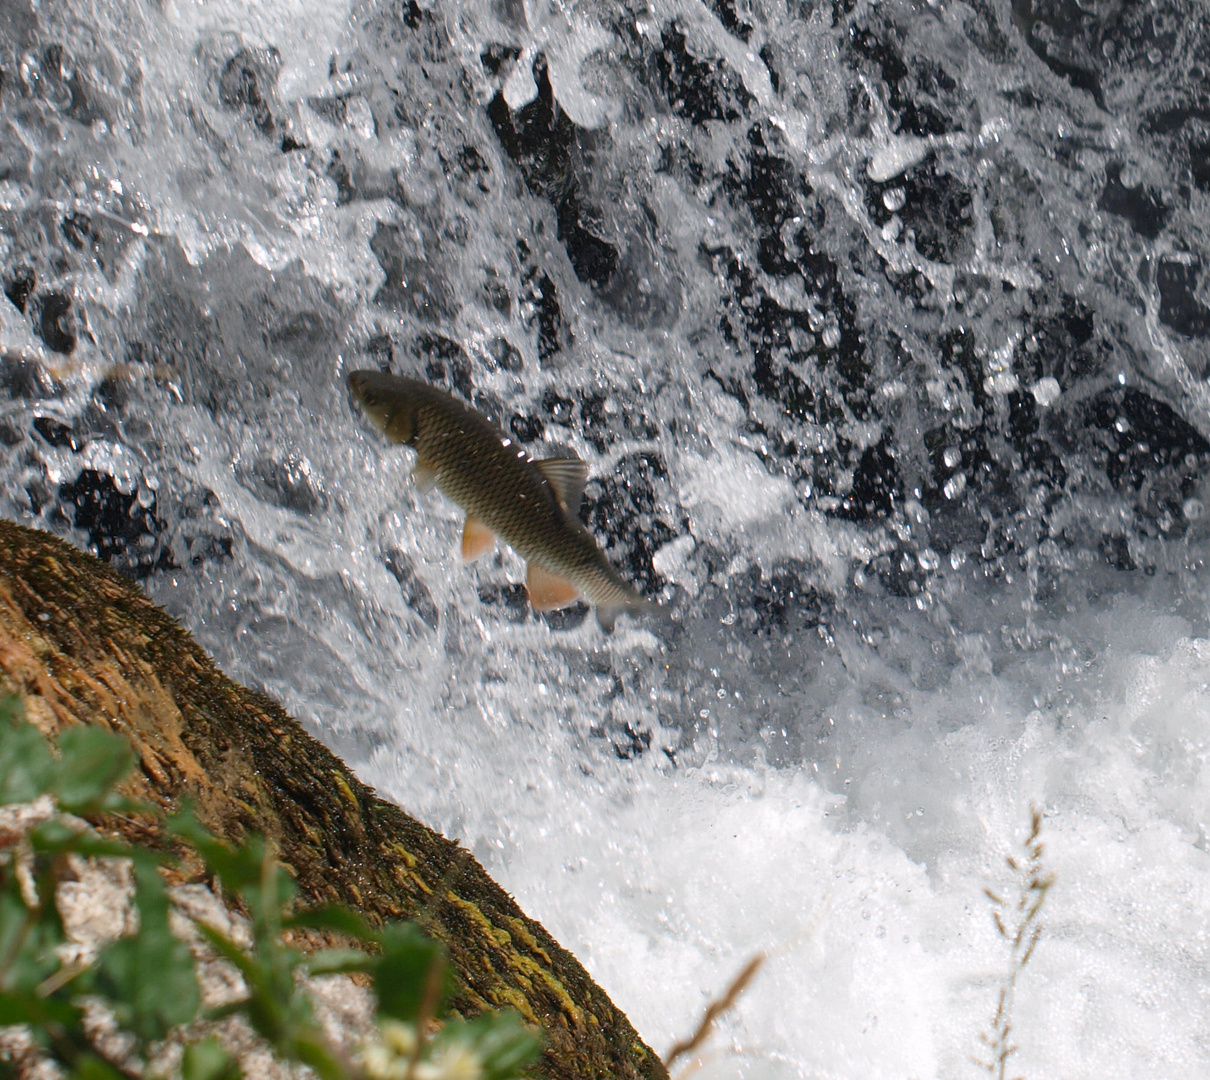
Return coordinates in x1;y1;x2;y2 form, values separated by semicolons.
3;0;1210;1075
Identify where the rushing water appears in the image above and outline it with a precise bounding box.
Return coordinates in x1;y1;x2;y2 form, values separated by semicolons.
4;0;1210;1074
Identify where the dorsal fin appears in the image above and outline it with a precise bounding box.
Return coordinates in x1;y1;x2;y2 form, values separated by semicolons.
533;457;589;514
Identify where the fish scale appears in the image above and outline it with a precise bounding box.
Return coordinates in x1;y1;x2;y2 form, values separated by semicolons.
347;371;652;630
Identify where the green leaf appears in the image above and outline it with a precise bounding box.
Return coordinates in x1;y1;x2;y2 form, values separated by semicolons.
300;948;374;977
0;988;83;1030
67;1053;130;1080
194;923;262;983
0;989;43;1027
168;813;296;932
51;728;134;815
0;698;57;805
291;1033;348;1080
283;905;379;943
182;1037;241;1080
0;883;66;993
93;861;200;1042
195;922;305;1050
168;811;260;890
372;923;451;1023
438;1012;543;1080
28;819;133;860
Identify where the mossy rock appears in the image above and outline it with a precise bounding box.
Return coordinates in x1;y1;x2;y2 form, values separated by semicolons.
0;518;665;1080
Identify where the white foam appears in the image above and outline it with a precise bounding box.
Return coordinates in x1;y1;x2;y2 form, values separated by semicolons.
356;604;1210;1079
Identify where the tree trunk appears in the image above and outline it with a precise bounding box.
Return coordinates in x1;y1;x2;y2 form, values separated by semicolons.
0;519;666;1080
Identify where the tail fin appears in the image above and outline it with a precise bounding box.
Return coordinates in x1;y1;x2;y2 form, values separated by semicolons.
595;594;659;633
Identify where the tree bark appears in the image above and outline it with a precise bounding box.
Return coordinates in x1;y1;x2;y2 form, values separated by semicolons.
0;519;666;1080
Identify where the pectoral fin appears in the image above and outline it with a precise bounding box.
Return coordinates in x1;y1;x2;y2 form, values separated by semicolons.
526;562;580;610
412;457;440;493
461;516;496;561
533;457;589;514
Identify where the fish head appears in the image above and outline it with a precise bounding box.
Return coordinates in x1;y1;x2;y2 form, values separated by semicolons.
347;370;418;445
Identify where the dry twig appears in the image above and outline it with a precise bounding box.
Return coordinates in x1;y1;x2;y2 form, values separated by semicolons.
664;953;764;1070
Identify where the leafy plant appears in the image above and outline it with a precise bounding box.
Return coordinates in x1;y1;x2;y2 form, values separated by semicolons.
0;694;542;1080
976;805;1055;1080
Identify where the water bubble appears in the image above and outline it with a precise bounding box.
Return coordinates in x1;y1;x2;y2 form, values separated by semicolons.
1115;416;1131;434
943;473;967;500
821;325;841;348
943;446;962;469
1031;377;1061;406
1183;499;1204;521
882;187;906;212
918;548;940;571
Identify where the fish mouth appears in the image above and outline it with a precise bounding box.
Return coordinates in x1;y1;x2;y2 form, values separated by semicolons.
347;370;382;407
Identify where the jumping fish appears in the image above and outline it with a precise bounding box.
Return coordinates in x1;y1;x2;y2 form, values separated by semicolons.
347;370;653;631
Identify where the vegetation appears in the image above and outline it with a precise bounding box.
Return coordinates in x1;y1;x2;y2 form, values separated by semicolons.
0;694;542;1080
976;806;1054;1080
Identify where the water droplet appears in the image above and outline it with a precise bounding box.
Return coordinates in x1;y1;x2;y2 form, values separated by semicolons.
943;446;962;469
943;473;967;500
882;187;906;212
1184;498;1204;521
1030;377;1061;407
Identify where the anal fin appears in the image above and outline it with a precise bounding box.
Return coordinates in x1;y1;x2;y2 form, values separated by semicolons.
461;516;496;562
526;562;580;611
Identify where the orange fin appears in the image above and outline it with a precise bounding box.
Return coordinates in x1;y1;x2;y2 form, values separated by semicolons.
533;457;588;514
413;458;439;493
526;562;580;611
461;516;496;561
